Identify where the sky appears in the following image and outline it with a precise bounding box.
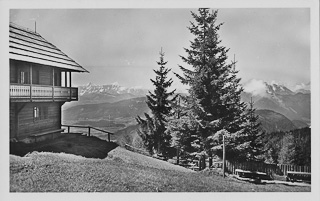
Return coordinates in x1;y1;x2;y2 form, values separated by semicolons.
9;8;311;91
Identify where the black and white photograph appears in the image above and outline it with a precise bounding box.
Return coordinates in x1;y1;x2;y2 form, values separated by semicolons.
1;0;319;200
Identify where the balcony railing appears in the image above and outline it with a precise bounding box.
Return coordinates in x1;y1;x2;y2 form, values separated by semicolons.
10;84;78;102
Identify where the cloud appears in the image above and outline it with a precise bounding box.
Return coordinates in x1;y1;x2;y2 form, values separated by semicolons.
293;82;310;92
243;79;267;97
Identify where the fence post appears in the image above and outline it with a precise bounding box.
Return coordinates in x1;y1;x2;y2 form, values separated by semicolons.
223;135;226;178
176;147;180;165
209;157;212;168
202;155;206;169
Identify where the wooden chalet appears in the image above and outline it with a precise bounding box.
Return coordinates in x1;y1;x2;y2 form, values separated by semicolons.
9;23;88;143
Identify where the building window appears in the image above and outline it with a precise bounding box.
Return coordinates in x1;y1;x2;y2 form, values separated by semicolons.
34;106;48;121
34;106;40;120
20;71;29;84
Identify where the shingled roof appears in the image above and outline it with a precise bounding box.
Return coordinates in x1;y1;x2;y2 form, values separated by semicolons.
9;22;88;72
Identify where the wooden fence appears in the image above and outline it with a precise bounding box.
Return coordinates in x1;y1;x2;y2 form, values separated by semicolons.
225;161;311;176
277;164;311;176
225;161;279;175
177;156;311;176
61;124;114;142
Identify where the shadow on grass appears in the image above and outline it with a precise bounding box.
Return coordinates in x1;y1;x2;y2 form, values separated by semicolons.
10;134;118;159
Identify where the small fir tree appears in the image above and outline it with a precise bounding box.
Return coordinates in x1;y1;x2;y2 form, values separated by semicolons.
167;95;199;160
278;133;295;164
240;97;264;161
136;49;176;157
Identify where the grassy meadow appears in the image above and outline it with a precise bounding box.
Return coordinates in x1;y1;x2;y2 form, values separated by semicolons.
10;136;311;192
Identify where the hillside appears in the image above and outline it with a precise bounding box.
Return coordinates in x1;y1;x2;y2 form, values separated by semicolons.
10;150;310;192
113;124;144;148
256;109;297;133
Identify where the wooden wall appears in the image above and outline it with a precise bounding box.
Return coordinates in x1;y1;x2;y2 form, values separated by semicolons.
10;102;62;139
10;60;17;83
9;102;17;139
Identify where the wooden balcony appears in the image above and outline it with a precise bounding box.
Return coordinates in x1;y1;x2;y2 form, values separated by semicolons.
10;84;78;102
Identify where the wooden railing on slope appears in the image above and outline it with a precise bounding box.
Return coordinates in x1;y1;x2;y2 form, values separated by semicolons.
61;124;114;142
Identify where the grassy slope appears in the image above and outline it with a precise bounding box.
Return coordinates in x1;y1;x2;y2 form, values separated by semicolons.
10;149;311;192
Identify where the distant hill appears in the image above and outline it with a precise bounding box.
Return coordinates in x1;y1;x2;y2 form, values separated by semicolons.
256;109;297;133
113;125;144;148
63;97;150;121
291;120;309;129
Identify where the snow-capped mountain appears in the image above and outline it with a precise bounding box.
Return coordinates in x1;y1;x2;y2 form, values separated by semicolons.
242;79;310;125
264;82;295;96
79;82;148;97
62;82;149;110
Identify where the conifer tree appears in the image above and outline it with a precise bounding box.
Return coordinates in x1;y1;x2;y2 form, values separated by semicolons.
174;8;247;160
240;97;264;161
167;95;199;159
136;49;176;157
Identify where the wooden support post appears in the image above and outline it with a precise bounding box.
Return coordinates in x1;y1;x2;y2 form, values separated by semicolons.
108;133;110;142
88;126;91;136
67;126;70;134
223;134;226;178
65;71;68;87
69;71;72;100
30;64;33;101
52;68;55;101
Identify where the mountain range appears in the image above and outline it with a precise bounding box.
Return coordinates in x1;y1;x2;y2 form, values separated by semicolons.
63;80;310;133
80;82;148;97
241;81;310;125
63;82;149;109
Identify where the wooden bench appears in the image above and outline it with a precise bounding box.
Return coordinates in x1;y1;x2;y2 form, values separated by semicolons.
286;171;311;183
30;129;65;142
235;169;269;180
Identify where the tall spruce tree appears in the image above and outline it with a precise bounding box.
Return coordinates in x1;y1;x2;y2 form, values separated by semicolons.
136;49;176;157
174;8;247;160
